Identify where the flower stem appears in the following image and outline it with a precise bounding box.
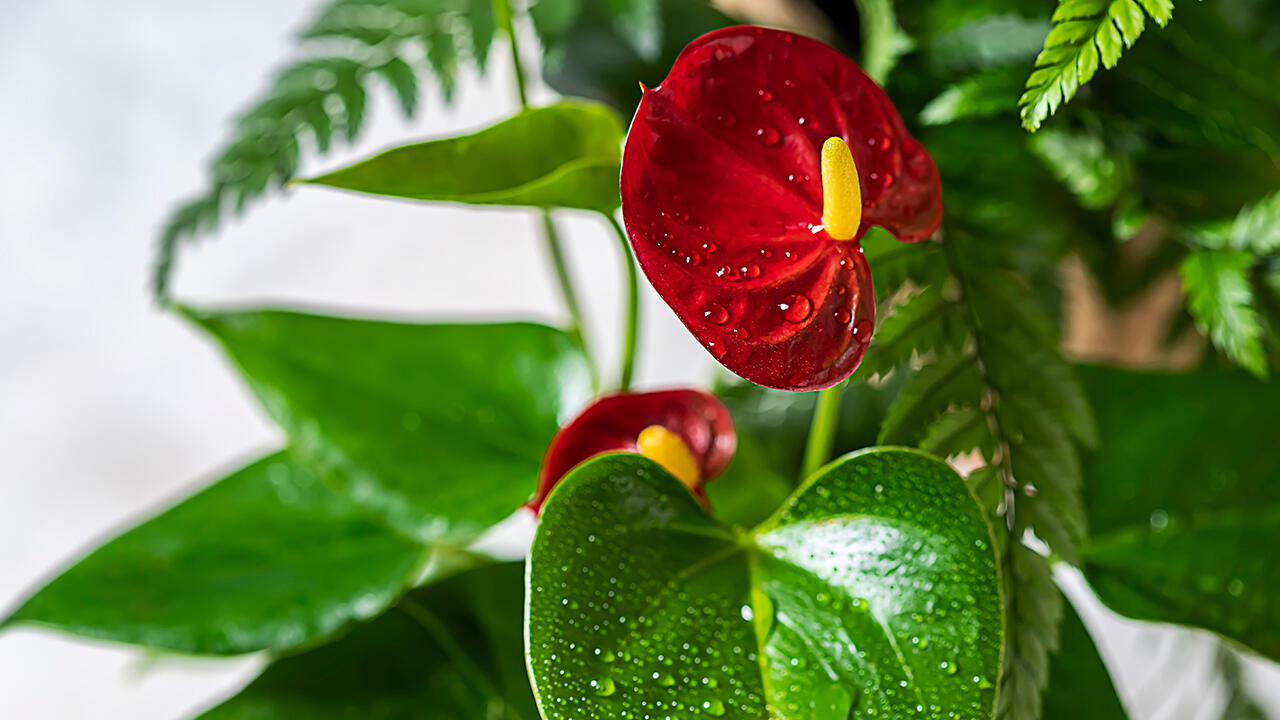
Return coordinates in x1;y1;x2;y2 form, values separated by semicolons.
542;212;598;391
606;213;641;390
501;0;597;389
801;383;845;479
498;0;529;109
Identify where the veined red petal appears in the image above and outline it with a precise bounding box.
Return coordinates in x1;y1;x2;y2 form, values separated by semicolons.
530;389;736;512
620;26;942;391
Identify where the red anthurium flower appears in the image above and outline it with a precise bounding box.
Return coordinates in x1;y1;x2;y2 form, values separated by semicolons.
529;389;736;512
620;26;943;391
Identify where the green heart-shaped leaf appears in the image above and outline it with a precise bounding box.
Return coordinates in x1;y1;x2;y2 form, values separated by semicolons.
527;448;1003;719
1079;365;1280;660
301;101;623;212
197;562;536;719
3;453;426;655
185;307;592;543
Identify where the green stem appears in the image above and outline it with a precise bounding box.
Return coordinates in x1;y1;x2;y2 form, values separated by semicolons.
498;0;529;109
501;0;597;388
542;212;598;391
801;383;845;479
606;213;640;391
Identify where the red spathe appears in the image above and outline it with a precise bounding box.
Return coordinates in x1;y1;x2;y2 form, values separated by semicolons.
621;26;943;391
531;389;736;512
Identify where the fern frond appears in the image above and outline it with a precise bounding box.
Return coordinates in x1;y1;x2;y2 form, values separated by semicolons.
864;226;1095;717
1020;0;1175;131
862;284;967;375
152;0;505;301
997;544;1063;720
1182;249;1269;378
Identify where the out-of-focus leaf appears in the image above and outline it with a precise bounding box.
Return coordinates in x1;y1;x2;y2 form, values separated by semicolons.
196;562;536;719
184;307;592;543
539;0;732;118
1080;365;1280;660
853;0;916;84
1182;249;1268;378
1042;594;1129;719
920;67;1024;125
2;454;425;655
1028;129;1126;210
527;450;1003;719
302;102;624;212
927;12;1050;73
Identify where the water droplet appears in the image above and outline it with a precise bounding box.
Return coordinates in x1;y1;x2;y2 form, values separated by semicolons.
797;116;808;126
703;303;730;325
740;604;754;622
701;241;718;254
715;112;736;127
702;699;726;716
733;326;751;340
655;672;676;687
780;294;813;323
854;320;872;338
756;88;774;102
940;660;958;675
685;252;702;266
1149;509;1169;530
754;125;781;145
834;308;852;324
879;172;896;188
592;677;617;696
707;341;726;359
744;263;762;279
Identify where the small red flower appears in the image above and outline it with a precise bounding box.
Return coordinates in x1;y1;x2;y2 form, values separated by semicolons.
530;389;736;512
621;26;943;391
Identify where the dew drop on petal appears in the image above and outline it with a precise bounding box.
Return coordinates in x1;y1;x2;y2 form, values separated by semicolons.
745;263;762;279
701;241;718;254
715;112;736;127
780;294;813;323
834;308;852;324
854;320;872;337
756;88;774;102
754;125;781;145
703;303;730;325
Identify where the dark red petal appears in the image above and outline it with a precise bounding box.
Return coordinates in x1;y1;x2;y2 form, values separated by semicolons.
620;26;942;390
530;389;736;512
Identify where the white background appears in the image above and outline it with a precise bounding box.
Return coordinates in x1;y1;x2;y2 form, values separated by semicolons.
0;2;1276;718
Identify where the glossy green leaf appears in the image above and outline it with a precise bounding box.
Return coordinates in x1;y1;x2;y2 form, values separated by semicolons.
197;562;535;719
1042;595;1128;719
3;454;426;655
1080;365;1280;660
184;307;592;543
710;376;906;527
301;101;624;212
527;449;1003;719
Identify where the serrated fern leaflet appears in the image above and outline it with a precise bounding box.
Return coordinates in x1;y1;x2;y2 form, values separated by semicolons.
1020;0;1175;131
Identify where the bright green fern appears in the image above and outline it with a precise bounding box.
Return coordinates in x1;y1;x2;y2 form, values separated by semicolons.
1020;0;1176;131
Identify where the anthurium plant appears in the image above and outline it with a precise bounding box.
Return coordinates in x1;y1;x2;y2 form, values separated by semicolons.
7;1;1280;719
